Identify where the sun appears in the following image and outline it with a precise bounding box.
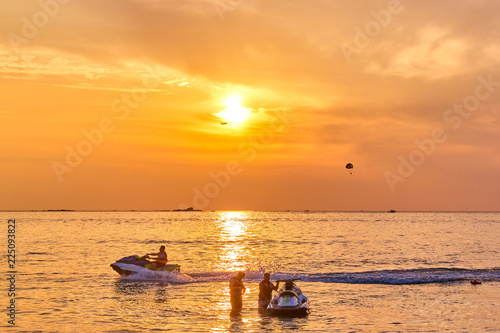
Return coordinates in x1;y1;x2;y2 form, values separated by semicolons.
215;96;250;125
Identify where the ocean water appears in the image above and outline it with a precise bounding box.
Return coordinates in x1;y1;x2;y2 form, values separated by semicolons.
1;211;499;332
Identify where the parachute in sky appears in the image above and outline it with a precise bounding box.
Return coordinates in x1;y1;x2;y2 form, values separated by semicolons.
346;163;353;175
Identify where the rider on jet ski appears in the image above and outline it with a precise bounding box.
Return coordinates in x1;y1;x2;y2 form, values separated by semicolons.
284;279;302;294
147;245;168;270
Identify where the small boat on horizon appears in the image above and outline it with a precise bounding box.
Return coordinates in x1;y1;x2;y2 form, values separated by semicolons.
173;207;202;212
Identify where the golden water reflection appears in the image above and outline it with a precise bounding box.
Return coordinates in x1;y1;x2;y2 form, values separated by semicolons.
216;212;251;272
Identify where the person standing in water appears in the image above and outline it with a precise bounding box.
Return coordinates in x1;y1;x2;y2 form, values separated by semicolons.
147;245;168;270
258;273;279;309
229;271;246;311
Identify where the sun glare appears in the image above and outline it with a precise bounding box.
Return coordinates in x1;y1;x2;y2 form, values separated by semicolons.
215;96;250;125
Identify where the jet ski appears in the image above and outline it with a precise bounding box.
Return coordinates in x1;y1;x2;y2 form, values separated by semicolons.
110;255;181;277
267;279;310;317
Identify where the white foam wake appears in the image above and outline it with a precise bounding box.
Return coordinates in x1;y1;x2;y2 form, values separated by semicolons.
122;269;195;283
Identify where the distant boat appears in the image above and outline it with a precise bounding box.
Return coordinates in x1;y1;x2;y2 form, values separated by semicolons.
221;122;227;125
173;207;201;212
388;209;396;213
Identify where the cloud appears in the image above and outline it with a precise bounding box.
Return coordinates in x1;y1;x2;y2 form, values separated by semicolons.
367;26;467;79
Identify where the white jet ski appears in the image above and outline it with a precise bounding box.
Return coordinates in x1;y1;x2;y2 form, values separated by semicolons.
110;255;181;277
267;279;310;317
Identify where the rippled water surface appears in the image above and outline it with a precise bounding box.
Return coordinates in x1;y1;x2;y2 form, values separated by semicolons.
2;211;499;332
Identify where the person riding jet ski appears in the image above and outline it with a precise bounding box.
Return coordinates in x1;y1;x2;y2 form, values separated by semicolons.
147;245;168;270
110;245;180;276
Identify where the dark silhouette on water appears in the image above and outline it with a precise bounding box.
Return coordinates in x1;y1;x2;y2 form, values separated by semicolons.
258;273;279;310
173;207;202;212
229;272;246;312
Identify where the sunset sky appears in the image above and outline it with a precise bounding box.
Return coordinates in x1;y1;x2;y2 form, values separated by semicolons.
1;0;499;211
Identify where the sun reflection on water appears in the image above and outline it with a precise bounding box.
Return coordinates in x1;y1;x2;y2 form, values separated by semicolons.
221;212;246;239
216;212;251;272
